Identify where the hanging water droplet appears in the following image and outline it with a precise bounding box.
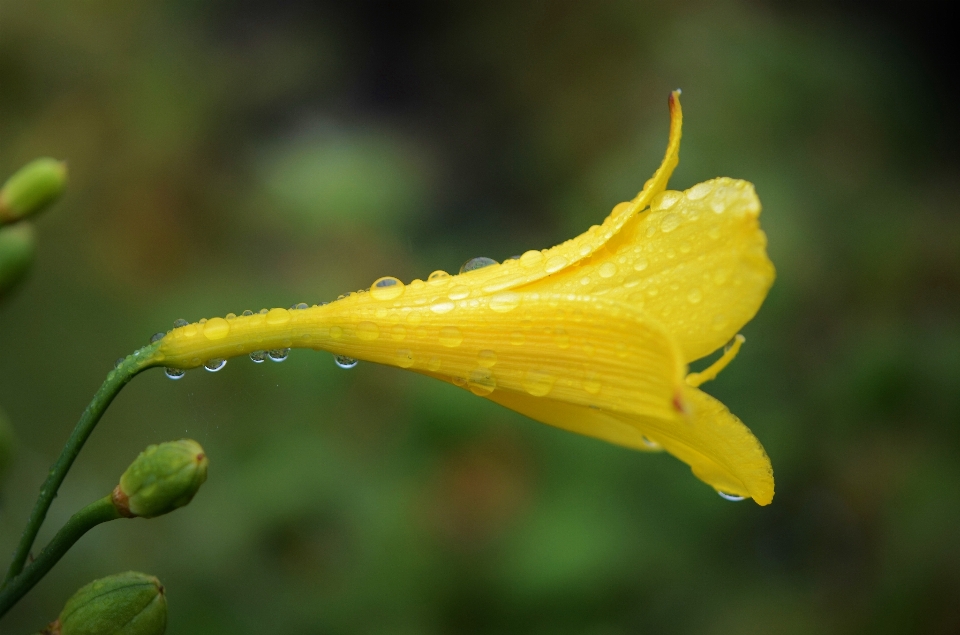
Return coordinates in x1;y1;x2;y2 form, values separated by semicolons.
204;359;226;372
267;348;290;362
249;350;267;363
334;355;358;369
717;491;746;502
173;319;189;328
242;310;254;316
460;257;499;273
165;368;186;380
642;436;660;449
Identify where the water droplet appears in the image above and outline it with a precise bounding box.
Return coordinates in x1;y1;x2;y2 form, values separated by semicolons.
490;292;521;313
199;318;207;324
173;319;189;328
268;348;290;362
522;370;556;397
510;331;525;345
203;317;230;340
686;182;713;200
391;325;406;340
519;250;544;266
150;332;165;343
504;254;521;261
633;258;649;272
467;368;497;396
598;262;617;278
242;310;254;316
114;357;125;368
296;302;309;310
430;301;455;314
687;288;703;304
266;308;291;325
448;285;470;300
334;355;358;369
651;190;682;211
428;270;450;282
249;350;267;363
259;308;269;314
580;276;592;286
460;257;499;273
428;357;442;371
478;350;497;368
660;213;681;233
165;368;186;380
717;491;746;502
544;255;568;274
642;436;661;449
330;326;343;339
370;277;406;301
396;349;414;368
356;321;380;341
711;314;729;331
583;373;602;395
439;326;463;347
204;359;227;372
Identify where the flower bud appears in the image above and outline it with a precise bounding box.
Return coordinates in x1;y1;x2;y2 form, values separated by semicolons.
51;571;167;635
0;223;36;295
0;158;68;224
112;439;208;519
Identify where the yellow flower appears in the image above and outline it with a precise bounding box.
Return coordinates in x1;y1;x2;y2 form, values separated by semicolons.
153;91;776;505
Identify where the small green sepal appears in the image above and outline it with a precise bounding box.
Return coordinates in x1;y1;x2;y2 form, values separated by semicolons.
50;571;167;635
0;158;68;224
112;439;207;518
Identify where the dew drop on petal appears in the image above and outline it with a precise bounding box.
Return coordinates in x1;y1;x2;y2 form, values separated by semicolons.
165;368;186;380
460;257;499;273
522;370;556;397
478;350;497;367
544;255;568;274
204;359;227;372
633;258;649;272
660;213;681;233
598;262;617;278
249;350;266;363
448;285;470;300
396;349;414;368
334;355;358;369
717;491;746;501
428;357;442;371
467;368;497;396
150;332;166;343
370;277;406;301
114;357;125;369
642;436;661;449
687;288;703;304
428;270;450;282
439;326;463;347
489;292;521;313
242;310;254;316
173;319;189;328
268;348;290;362
356;321;380;341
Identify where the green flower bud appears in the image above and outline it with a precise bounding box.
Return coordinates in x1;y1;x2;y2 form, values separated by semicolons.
49;571;167;635
0;223;36;295
112;439;208;518
0;158;67;224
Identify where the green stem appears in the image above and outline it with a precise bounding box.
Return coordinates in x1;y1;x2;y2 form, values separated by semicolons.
0;496;122;617
3;343;160;585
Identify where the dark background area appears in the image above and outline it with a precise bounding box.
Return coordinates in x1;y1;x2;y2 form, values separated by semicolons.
2;1;958;633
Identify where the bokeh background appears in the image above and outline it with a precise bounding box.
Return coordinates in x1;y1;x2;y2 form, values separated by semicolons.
2;1;958;633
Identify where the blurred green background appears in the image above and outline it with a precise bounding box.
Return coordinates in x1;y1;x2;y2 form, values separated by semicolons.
2;1;959;633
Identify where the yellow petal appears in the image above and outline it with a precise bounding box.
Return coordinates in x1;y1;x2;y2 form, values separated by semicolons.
483;384;774;505
160;292;687;422
530;177;774;362
399;91;683;297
